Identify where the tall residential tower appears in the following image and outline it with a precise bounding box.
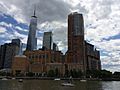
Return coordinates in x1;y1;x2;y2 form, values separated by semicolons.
66;12;85;72
26;10;37;51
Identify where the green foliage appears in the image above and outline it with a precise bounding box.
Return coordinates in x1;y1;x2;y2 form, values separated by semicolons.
47;70;55;77
55;68;59;77
73;69;77;77
65;69;70;77
86;69;112;78
100;70;112;78
69;69;83;78
77;70;83;78
0;72;12;76
113;72;120;78
26;72;34;77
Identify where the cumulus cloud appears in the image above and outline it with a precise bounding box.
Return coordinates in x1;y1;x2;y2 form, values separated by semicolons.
0;27;6;33
78;0;120;72
0;0;72;23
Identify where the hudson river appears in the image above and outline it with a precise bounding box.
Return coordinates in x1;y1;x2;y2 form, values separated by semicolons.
0;80;120;90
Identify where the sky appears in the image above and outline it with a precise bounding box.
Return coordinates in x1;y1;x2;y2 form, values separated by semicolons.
0;0;120;72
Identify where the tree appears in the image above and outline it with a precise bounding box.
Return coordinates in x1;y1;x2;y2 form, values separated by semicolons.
72;69;78;78
55;68;59;77
26;72;34;77
86;69;112;78
70;70;73;77
47;70;55;77
100;70;112;78
113;72;120;78
77;70;83;78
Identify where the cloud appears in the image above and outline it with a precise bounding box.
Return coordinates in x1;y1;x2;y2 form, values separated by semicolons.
86;20;120;42
0;0;72;23
15;26;28;32
0;21;12;27
0;27;6;33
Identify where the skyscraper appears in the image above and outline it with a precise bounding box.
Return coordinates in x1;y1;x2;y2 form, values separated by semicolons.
26;10;37;51
12;39;21;47
12;39;21;55
66;12;85;71
12;39;23;55
0;42;20;69
3;43;19;69
43;32;52;50
0;45;6;69
53;42;59;51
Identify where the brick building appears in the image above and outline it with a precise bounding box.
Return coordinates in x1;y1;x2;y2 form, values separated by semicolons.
66;12;101;72
23;50;64;76
85;41;101;70
12;55;29;76
66;12;86;72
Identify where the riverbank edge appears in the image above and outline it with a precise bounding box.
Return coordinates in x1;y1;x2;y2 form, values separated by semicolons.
1;76;120;81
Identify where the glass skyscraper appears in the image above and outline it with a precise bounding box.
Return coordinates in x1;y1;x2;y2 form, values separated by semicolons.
43;32;52;50
26;10;37;51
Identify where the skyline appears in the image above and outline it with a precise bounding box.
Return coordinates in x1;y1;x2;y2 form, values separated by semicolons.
0;0;120;72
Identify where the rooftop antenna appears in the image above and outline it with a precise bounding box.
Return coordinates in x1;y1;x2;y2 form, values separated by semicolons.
34;5;36;16
32;5;37;18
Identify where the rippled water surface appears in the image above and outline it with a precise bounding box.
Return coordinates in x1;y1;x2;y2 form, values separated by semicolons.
0;80;120;90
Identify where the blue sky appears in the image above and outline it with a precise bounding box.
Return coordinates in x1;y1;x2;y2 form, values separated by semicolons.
0;0;120;72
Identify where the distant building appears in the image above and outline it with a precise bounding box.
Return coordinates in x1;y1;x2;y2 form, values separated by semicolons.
0;45;6;69
30;63;43;75
51;51;63;63
85;41;101;70
29;63;65;76
24;49;64;76
3;43;19;69
12;38;22;55
66;12;101;72
26;9;37;51
0;42;19;69
46;63;65;76
0;46;2;69
53;42;59;51
43;32;52;50
12;39;21;47
12;55;29;76
66;12;85;72
24;50;51;64
0;45;7;69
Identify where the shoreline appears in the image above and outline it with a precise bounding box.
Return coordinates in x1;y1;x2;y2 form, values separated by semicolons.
1;76;120;81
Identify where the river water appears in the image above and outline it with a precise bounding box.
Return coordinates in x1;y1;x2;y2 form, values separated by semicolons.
0;80;120;90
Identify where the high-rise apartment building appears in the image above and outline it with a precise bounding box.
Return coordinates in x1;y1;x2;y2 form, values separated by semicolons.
67;12;85;65
66;12;101;72
85;41;101;70
0;45;6;69
43;32;52;50
12;39;22;55
26;10;37;51
12;39;21;47
0;39;20;69
0;43;19;69
65;12;86;72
